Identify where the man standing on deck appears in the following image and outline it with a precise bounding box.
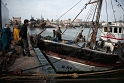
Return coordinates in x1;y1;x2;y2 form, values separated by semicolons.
19;19;33;57
56;27;62;41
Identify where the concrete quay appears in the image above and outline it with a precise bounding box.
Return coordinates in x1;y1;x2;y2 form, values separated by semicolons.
8;43;42;74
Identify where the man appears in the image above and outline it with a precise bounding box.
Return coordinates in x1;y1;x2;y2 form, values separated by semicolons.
75;30;84;43
77;30;83;37
53;30;56;38
13;20;21;56
56;27;62;41
19;19;33;57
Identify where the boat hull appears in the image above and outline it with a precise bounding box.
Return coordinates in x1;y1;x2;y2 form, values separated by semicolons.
40;40;119;64
29;34;123;73
46;54;112;73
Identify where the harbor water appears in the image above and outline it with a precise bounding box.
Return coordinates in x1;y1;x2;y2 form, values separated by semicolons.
29;27;102;41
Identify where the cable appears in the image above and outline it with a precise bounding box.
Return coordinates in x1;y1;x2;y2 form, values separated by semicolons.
115;0;124;11
86;3;98;42
1;68;124;79
105;0;109;41
84;4;95;21
62;0;92;34
57;0;83;20
111;0;120;40
111;0;116;22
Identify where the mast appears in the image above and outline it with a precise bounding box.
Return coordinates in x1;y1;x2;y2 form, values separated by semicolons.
96;0;103;23
90;0;103;49
0;0;2;30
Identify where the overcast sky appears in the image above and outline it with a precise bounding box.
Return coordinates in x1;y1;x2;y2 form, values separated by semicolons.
2;0;124;22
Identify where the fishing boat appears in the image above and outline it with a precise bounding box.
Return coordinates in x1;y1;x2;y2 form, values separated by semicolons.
29;0;124;73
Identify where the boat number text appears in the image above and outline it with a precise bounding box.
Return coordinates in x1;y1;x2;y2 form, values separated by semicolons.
61;65;72;70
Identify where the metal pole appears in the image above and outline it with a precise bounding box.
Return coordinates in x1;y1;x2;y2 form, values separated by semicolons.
0;0;2;31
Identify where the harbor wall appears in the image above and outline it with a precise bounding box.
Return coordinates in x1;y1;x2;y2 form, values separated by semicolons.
0;0;9;30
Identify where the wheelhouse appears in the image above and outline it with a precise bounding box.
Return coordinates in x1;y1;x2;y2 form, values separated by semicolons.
101;22;124;43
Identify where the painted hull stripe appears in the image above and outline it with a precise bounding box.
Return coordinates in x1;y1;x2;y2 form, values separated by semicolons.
101;36;124;40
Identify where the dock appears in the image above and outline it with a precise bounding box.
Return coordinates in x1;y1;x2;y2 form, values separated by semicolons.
8;45;42;74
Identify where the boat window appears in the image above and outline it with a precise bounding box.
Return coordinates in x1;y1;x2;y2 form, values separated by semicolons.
119;27;122;33
109;27;112;32
104;27;107;32
114;27;117;33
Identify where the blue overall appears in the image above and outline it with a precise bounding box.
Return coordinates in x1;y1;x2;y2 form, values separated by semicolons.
0;28;11;51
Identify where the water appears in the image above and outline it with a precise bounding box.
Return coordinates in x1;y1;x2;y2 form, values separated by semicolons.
29;27;102;41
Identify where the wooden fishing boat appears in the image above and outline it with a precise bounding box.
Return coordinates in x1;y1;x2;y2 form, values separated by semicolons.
29;0;124;73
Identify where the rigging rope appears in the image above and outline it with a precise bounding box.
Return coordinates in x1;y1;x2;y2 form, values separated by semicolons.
72;3;97;41
72;4;96;40
111;0;116;22
62;0;92;34
97;0;118;39
115;0;124;11
86;2;98;42
111;0;120;40
105;0;109;41
105;0;108;25
57;0;83;20
73;1;98;43
84;4;94;21
85;3;96;22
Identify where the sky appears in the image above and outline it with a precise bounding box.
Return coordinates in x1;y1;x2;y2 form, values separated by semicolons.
2;0;124;22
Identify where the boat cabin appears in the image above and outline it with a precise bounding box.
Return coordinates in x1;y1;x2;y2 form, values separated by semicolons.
101;22;124;43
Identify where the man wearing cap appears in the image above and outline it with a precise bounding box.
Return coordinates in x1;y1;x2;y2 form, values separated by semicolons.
19;19;33;57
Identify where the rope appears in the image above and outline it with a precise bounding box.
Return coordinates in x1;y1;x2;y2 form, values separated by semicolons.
57;0;83;20
73;3;97;44
84;4;96;22
62;0;92;34
97;0;122;39
104;0;109;41
115;0;124;11
111;0;120;40
73;5;97;41
105;0;108;27
86;3;98;42
110;0;116;22
1;68;124;79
